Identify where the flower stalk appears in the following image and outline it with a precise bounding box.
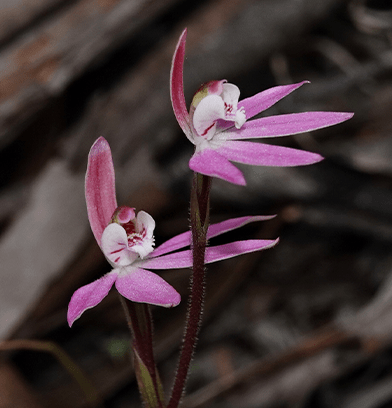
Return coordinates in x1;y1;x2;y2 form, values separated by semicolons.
168;172;211;408
119;296;164;408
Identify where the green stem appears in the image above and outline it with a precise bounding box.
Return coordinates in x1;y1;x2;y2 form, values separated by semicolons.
119;296;164;408
167;173;212;408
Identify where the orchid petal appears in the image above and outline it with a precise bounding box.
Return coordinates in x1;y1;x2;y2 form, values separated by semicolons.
141;250;193;270
218;140;323;167
145;238;279;269
221;83;240;106
207;215;276;238
205;239;279;263
85;137;117;246
67;271;117;326
152;215;275;257
225;111;354;140
128;211;155;259
240;81;309;119
101;223;137;266
193;95;225;138
135;210;155;238
221;83;246;128
189;149;246;185
115;267;180;307
151;233;191;257
170;28;193;141
216;81;308;131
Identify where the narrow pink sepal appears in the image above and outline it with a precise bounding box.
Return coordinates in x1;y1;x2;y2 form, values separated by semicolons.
189;149;246;185
141;250;193;270
151;232;191;258
217;81;308;130
207;215;276;238
144;237;279;269
170;28;193;141
240;81;309;119
152;215;276;257
115;267;181;307
226;111;354;140
205;239;279;264
67;272;118;327
85;137;117;246
147;238;279;269
218;140;323;167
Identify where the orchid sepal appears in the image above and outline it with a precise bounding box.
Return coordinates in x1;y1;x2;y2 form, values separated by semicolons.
142;238;279;270
170;28;193;142
67;271;118;327
85;137;118;246
152;214;276;257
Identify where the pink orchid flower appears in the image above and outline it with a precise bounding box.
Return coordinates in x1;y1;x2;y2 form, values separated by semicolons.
170;29;354;186
67;137;278;326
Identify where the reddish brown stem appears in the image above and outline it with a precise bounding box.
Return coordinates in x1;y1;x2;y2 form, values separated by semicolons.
167;173;212;408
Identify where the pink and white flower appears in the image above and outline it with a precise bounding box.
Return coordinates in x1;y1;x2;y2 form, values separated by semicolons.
67;137;278;326
170;28;354;185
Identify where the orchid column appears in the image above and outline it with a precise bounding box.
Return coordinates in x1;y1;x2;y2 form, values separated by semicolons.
169;28;353;408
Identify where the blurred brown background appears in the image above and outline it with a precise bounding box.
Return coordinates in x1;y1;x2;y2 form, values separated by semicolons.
0;0;392;407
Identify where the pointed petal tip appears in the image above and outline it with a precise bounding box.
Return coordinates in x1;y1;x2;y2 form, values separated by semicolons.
302;151;324;165
266;237;280;250
237;176;247;186
292;150;324;166
67;305;83;328
135;292;181;308
165;292;181;308
91;136;110;155
67;312;81;328
96;135;107;143
180;27;187;39
315;153;324;163
67;314;75;328
175;28;187;51
344;112;355;120
263;237;280;250
259;214;277;220
67;301;79;328
304;151;324;165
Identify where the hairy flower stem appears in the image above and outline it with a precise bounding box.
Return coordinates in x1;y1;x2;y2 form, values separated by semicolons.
119;295;164;408
168;172;212;408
